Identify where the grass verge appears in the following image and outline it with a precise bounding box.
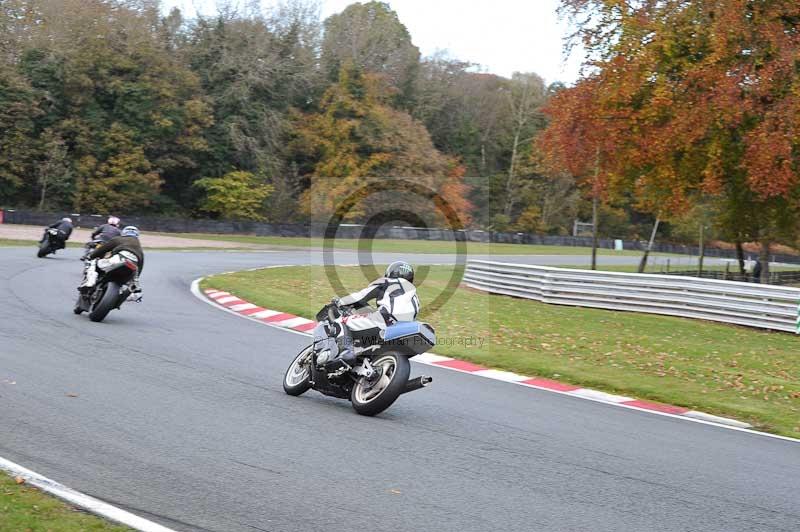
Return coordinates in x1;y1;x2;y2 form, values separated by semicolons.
0;238;80;248
0;472;130;531
202;264;800;437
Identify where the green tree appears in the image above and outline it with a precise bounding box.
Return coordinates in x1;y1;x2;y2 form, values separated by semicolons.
322;1;420;107
194;170;274;221
0;64;40;205
74;124;162;213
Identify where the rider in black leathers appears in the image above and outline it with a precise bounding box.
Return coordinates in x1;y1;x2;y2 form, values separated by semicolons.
80;226;144;298
91;216;121;243
43;217;74;250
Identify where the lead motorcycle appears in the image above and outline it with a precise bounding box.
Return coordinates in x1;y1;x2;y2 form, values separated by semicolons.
283;302;434;416
74;251;140;322
37;228;65;258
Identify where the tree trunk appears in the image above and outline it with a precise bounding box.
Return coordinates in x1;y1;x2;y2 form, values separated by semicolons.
735;240;745;275
591;194;598;270
759;238;770;283
38;181;47;211
638;217;660;273
697;223;705;276
503;129;521;217
590;147;600;271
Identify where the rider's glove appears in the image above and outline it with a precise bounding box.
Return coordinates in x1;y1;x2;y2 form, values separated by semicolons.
331;297;341;307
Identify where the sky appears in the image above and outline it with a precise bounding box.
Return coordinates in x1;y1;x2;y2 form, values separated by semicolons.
161;0;584;85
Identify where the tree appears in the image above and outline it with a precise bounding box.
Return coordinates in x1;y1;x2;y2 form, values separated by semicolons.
0;64;40;205
321;1;420;107
556;0;800;280
36;130;72;210
292;66;472;225
194;170;274;221
74;124;162;213
502;72;547;218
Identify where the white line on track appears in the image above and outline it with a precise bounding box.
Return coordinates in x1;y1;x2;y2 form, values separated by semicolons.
0;457;176;532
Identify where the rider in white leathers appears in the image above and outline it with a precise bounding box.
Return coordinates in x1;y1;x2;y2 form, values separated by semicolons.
330;261;419;370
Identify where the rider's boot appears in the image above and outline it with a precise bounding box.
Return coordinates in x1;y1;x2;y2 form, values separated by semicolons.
324;328;356;372
78;261;98;292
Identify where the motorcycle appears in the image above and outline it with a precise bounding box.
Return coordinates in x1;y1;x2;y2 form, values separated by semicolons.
37;228;65;258
81;238;104;260
74;250;140;322
283;302;434;416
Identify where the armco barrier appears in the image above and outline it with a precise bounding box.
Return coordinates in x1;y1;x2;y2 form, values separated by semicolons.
464;260;800;333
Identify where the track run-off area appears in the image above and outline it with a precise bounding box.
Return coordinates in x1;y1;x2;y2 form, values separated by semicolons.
1;246;799;532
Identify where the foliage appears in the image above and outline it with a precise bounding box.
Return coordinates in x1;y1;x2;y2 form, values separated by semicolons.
292;66;472;226
321;1;420;107
547;0;800;259
194;170;274;220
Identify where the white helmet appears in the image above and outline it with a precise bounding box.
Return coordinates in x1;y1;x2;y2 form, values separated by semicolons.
108;216;120;226
62;217;72;223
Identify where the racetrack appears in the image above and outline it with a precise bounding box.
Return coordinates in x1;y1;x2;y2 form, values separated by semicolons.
1;246;798;532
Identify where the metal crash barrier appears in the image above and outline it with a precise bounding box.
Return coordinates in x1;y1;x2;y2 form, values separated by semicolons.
464;260;800;334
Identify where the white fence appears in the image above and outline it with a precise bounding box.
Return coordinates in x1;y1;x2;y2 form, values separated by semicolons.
464;260;800;334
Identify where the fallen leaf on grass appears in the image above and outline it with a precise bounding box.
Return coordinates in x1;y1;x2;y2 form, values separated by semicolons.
14;476;24;485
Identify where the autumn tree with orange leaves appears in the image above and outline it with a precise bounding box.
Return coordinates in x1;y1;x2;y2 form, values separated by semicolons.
543;0;800;280
291;65;473;227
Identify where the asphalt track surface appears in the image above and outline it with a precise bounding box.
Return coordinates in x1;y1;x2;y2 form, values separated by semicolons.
1;246;798;532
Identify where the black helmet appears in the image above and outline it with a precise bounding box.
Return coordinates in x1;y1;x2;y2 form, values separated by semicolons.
385;261;414;283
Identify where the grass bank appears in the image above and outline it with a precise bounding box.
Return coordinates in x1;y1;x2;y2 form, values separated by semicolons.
202;265;800;437
0;238;80;248
0;472;130;531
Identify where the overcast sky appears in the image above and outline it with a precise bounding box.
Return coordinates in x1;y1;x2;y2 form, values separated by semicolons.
162;0;583;85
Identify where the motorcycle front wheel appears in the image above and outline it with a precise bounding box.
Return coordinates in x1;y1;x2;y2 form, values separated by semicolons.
350;351;410;416
89;282;121;322
283;346;313;396
73;294;85;314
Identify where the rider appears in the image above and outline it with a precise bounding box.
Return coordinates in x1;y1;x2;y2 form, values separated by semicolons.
329;261;419;370
91;216;121;243
80;226;144;298
44;217;74;249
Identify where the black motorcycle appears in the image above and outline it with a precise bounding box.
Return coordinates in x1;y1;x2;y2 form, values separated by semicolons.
37;228;66;258
283;303;434;416
74;251;140;322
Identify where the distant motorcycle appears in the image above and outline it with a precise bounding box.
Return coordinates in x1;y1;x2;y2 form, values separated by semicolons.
74;251;141;322
37;228;65;258
283;302;434;416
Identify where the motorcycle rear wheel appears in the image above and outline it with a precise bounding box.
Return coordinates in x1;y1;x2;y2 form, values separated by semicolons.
89;282;121;322
350;352;410;416
283;346;313;396
37;239;50;258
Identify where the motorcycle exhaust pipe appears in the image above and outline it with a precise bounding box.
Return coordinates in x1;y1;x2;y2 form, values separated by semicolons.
403;375;432;394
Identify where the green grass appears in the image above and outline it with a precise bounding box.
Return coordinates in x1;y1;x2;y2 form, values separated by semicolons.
166;232;665;256
202;264;800;437
0;472;130;531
